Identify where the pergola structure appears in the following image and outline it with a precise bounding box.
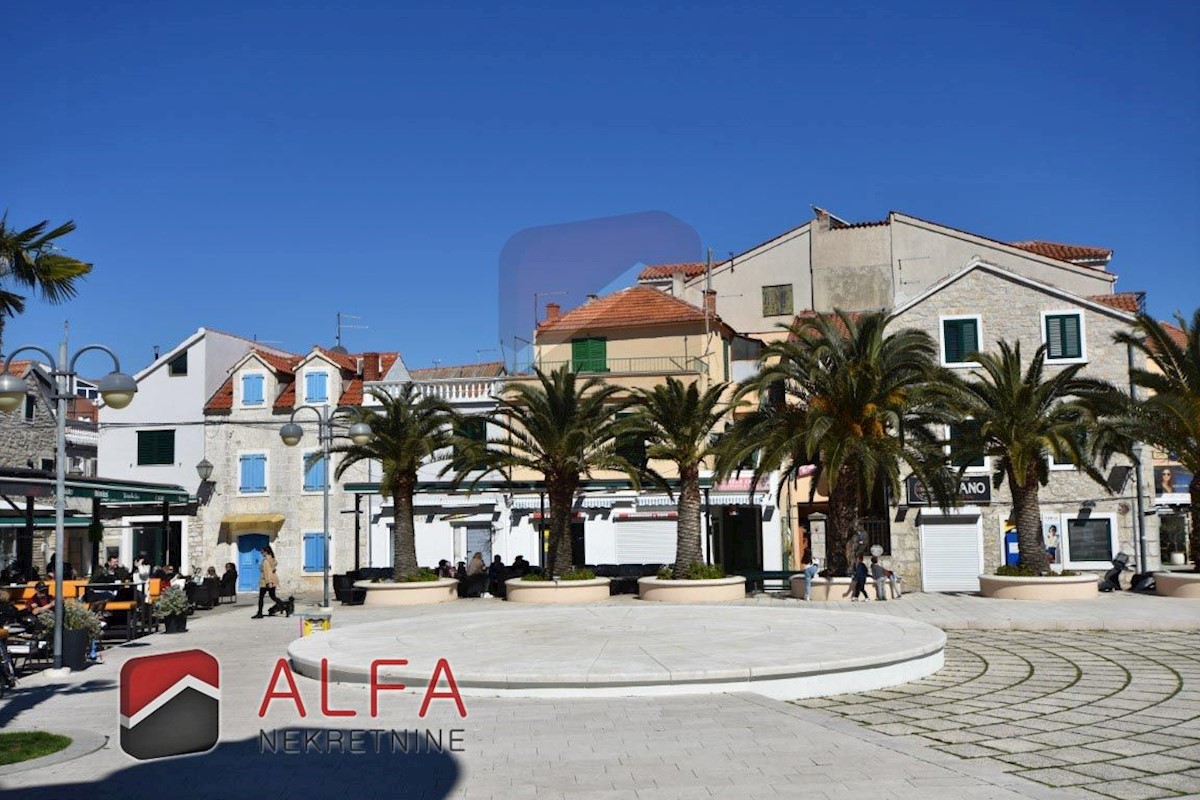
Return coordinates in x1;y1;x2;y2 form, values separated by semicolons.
0;466;194;576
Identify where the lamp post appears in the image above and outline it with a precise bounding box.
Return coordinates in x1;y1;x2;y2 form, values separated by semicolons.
0;338;136;671
279;406;371;607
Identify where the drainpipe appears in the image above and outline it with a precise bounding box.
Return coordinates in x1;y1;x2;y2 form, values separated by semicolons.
1127;342;1149;570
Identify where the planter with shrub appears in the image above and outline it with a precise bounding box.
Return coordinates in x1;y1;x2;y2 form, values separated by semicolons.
354;569;458;606
42;600;104;669
979;566;1097;600
153;587;191;633
1154;572;1200;598
505;568;611;603
637;563;747;603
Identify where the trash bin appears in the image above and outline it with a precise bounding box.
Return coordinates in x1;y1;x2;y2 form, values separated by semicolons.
1004;530;1020;566
298;610;331;637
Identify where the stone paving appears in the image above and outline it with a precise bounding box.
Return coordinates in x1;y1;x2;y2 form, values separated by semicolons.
1;591;1198;799
798;630;1200;800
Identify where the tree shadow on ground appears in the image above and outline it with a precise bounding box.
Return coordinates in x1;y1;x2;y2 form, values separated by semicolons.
0;679;115;729
21;729;462;799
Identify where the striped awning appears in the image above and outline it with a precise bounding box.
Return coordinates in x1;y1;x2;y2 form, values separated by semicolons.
708;493;768;506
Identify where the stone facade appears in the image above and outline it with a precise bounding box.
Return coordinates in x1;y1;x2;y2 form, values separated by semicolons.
888;263;1159;589
0;368;56;470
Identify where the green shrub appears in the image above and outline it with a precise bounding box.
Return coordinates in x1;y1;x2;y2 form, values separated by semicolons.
686;562;726;580
560;567;596;581
994;565;1081;578
153;587;190;618
399;568;439;583
656;567;673;580
520;572;545;582
41;600;104;641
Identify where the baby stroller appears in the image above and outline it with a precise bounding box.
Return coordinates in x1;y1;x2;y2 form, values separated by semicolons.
1098;552;1130;592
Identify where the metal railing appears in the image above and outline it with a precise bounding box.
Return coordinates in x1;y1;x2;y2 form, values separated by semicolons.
513;356;706;376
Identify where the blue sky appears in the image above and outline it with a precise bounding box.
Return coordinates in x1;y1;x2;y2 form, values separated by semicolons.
2;0;1197;375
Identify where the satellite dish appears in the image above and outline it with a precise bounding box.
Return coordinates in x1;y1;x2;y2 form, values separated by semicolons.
329;345;350;356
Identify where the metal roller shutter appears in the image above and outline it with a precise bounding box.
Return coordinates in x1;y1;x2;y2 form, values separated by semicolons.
919;515;983;592
615;520;676;563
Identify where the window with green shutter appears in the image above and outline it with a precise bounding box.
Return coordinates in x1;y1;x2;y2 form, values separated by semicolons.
1045;313;1083;360
942;318;980;364
762;284;793;317
452;417;488;460
137;430;175;465
615;412;647;470
570;338;607;372
948;421;986;468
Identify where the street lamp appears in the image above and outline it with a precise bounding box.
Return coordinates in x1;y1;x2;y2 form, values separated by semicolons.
195;458;214;483
0;338;136;671
278;406;371;607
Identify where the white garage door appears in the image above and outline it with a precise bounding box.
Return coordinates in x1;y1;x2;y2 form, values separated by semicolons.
920;515;983;592
615;520;677;563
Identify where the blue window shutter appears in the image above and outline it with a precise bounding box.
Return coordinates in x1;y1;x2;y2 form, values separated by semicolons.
306;372;328;402
239;456;251;492
243;374;264;405
303;533;325;572
254;455;266;491
241;454;266;493
304;455;326;491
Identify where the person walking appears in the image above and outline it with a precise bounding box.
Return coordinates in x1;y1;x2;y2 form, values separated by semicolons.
253;545;281;619
850;555;870;602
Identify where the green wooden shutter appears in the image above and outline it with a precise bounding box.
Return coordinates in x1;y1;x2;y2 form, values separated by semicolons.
571;339;589;372
137;430;175;465
1046;314;1081;359
572;338;606;372
590;338;607;372
943;319;978;364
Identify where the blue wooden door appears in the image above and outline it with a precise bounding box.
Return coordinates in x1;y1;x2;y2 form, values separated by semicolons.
237;534;268;592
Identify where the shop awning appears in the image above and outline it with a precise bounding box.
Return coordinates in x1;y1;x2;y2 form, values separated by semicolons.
217;513;286;544
0;516;91;528
0;467;192;504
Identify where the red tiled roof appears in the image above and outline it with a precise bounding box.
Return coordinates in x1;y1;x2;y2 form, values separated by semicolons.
339;378;364;406
637;262;708;281
787;311;863;340
204;348;401;414
536;286;723;335
1162;322;1188;350
2;360;32;377
313;346;357;372
1010;240;1113;265
1087;293;1142;314
409;361;506;381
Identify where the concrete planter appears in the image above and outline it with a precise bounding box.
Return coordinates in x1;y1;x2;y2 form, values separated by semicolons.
1168;552;1187;566
1155;572;1200;598
504;577;611;604
637;576;746;603
791;576;856;601
354;578;458;606
978;573;1098;600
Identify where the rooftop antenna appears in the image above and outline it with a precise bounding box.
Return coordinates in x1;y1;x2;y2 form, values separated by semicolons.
334;312;368;355
475;348;498;362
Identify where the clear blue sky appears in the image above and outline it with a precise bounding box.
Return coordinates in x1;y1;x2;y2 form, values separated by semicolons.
2;0;1196;376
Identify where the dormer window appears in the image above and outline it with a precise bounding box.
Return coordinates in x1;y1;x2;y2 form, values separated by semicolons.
305;371;329;404
242;374;265;406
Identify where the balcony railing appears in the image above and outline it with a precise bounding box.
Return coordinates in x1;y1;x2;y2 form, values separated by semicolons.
369;377;505;403
513;356;707;376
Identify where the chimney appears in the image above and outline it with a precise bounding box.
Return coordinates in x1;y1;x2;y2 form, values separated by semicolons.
671;269;685;297
704;290;717;315
586;293;599;303
545;302;561;321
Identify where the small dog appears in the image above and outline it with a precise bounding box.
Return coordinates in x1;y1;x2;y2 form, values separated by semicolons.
283;596;295;617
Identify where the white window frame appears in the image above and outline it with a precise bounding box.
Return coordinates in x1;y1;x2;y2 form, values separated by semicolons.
239;370;268;409
944;422;990;474
237;450;270;496
304;370;330;405
1041;309;1088;365
1048;453;1080;472
301;449;327;494
1059;511;1120;570
939;314;982;368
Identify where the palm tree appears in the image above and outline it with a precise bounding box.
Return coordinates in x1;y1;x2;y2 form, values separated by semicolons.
0;214;92;349
1115;311;1200;570
720;311;952;576
452;366;635;577
936;341;1126;574
628;377;729;577
330;385;458;580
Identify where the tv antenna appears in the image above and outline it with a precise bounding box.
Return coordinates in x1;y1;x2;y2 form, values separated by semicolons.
334;312;368;354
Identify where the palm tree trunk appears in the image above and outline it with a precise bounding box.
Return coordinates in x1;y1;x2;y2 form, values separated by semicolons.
1008;469;1049;574
391;475;419;580
673;466;703;578
827;463;860;576
547;477;576;577
1190;474;1200;573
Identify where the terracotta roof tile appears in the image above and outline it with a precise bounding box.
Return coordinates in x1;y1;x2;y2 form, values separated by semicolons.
1010;240;1113;265
339;378;364;406
313;346;357;372
787;311;863;340
1161;322;1188;350
409;361;506;381
537;285;723;335
2;360;33;377
1087;292;1143;313
637;262;708;281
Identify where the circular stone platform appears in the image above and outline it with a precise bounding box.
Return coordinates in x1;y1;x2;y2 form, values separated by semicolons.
288;605;945;700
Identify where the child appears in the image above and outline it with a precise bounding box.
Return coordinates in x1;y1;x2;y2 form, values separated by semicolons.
870;556;887;601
